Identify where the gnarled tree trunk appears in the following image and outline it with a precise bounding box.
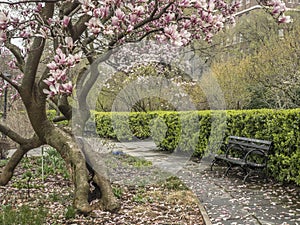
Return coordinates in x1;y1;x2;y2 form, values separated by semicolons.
1;90;119;215
44;126;120;213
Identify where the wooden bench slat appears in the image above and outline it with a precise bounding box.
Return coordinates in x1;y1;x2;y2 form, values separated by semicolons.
229;136;272;145
228;140;271;151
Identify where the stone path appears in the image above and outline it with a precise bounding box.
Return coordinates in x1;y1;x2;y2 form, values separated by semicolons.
112;140;300;225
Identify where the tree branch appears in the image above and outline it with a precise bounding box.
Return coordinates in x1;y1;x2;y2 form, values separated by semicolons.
0;0;62;5
0;135;43;186
0;123;28;145
70;14;91;42
53;115;68;123
109;2;174;47
21;3;54;96
4;42;25;73
57;95;72;120
0;72;20;91
62;1;80;17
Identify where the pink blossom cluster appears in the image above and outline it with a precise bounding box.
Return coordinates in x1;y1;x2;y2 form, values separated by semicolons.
267;0;292;23
43;45;82;98
0;4;40;44
0;11;9;43
82;0;241;45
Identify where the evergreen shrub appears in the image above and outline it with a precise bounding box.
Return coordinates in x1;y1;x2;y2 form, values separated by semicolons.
94;109;300;184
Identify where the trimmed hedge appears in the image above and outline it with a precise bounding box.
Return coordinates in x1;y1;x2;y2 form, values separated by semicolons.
94;109;300;185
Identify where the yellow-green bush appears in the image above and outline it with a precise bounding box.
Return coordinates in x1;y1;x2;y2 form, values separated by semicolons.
94;109;300;185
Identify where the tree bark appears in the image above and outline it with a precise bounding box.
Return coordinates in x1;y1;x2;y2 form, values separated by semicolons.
43;126;120;214
0;136;42;185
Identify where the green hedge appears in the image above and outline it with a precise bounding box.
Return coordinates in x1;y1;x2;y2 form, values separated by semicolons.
94;109;300;185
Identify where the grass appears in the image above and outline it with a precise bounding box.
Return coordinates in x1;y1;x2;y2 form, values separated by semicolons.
122;154;152;167
0;205;48;225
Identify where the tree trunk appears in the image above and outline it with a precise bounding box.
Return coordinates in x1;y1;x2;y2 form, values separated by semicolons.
45;127;120;214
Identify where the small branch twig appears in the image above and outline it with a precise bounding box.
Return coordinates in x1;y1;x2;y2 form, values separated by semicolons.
0;0;62;5
0;72;20;92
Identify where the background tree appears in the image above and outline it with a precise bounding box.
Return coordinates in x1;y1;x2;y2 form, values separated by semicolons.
210;9;299;109
0;0;290;214
96;63;209;112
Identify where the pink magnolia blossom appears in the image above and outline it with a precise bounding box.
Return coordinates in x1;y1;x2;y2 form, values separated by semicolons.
34;3;43;13
111;16;120;27
133;6;145;17
61;81;73;94
85;18;103;35
54;48;67;65
278;15;292;23
79;0;95;13
47;61;58;70
43;77;56;86
0;30;7;43
0;11;9;29
8;60;17;69
115;9;126;21
43;83;61;98
65;37;74;49
62;16;71;28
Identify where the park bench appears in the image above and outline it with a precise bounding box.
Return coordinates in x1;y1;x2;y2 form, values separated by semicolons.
210;136;273;182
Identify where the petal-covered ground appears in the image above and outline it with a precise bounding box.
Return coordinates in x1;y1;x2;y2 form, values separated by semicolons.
0;152;204;225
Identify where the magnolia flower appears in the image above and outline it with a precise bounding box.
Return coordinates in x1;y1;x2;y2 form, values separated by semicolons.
43;83;61;98
47;61;58;70
278;15;292;24
0;11;9;29
111;16;119;26
50;69;67;81
62;16;70;27
85;17;103;34
61;81;73;94
164;13;175;23
115;8;126;21
8;60;17;69
65;37;74;49
94;6;110;19
43;76;55;86
54;48;67;65
179;0;190;7
79;0;95;12
0;30;7;43
133;6;145;16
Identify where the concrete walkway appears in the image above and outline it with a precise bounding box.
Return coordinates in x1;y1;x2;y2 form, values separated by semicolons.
112;140;300;225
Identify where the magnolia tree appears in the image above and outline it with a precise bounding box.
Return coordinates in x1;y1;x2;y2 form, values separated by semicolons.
0;0;290;214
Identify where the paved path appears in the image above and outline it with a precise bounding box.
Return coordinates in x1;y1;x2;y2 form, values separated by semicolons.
112;140;300;225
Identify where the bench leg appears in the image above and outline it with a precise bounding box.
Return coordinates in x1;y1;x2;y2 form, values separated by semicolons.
224;164;232;176
243;169;253;183
263;167;269;182
210;159;216;171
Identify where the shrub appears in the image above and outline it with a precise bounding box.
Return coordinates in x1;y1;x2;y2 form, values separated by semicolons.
94;109;300;185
